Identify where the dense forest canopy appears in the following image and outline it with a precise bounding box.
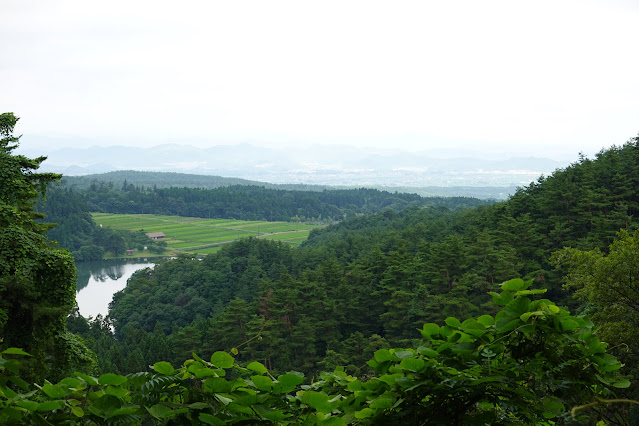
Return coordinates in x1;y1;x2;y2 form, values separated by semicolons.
65;181;485;221
2;115;639;424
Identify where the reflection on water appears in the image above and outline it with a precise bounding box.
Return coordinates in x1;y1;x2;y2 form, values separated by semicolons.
75;259;155;319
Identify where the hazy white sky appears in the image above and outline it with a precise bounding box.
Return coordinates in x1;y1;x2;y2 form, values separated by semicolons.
2;0;638;159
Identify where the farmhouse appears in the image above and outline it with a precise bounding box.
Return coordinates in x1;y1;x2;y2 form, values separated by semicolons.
146;232;166;240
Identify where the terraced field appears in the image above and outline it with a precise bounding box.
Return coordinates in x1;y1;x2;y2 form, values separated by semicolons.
92;213;323;255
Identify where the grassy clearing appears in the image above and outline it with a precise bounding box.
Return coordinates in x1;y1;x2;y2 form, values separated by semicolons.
92;213;323;256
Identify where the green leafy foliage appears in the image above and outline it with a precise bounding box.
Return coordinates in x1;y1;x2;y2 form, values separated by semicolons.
67;180;485;223
0;113;94;381
0;282;630;424
554;229;639;400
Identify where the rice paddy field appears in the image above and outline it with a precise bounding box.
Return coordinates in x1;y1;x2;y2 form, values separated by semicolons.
92;213;324;256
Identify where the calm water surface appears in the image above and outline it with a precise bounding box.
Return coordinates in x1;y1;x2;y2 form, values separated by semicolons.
75;259;155;318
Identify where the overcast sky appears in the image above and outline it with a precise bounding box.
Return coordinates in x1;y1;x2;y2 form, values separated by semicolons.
2;0;638;160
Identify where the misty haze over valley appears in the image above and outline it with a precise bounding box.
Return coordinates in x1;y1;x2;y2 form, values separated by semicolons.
19;142;569;199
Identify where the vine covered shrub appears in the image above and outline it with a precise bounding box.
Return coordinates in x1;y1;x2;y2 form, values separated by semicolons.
0;279;629;424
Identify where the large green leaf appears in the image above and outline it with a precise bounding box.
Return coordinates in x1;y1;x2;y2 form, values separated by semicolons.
147;403;171;419
188;402;210;410
199;413;225;425
1;348;31;356
496;318;520;333
399;357;426;372
58;377;81;389
417;346;439;358
41;383;69;399
560;319;579;331
320;416;347;425
246;361;268;375
204;377;234;393
37;400;62;411
105;385;129;398
501;278;525;291
445;317;462;327
477;315;495;326
420;323;440;338
15;400;39;411
394;350;413;359
489;290;514;306
378;373;402;386
251;375;273;391
110;406;142;417
355;408;374;419
210;351;234;369
520;311;544;322
152;361;175;375
98;373;128;386
613;378;631;388
504;297;531;317
370;397;395;409
75;372;99;386
194;368;219;379
374;349;394;362
300;390;332;413
274;372;304;393
592;353;622;372
515;289;547;296
261;410;290;421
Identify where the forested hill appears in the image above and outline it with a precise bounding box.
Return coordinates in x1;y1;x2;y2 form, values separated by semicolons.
62;170;518;199
308;141;639;254
62;170;330;191
508;144;639;251
94;137;639;385
65;184;487;222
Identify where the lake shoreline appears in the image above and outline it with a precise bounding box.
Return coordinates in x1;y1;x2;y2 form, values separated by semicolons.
75;259;157;318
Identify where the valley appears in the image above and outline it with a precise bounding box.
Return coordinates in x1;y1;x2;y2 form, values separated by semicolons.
2;113;639;423
92;213;323;256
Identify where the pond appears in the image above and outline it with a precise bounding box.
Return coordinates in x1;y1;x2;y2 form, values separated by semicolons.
75;259;156;318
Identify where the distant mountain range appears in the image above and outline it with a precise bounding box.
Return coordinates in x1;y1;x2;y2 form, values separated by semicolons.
19;143;568;199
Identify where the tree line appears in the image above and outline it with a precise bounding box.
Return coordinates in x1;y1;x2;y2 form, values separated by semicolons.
70;180;485;222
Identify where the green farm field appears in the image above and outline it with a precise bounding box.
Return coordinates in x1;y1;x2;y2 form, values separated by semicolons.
92;213;324;256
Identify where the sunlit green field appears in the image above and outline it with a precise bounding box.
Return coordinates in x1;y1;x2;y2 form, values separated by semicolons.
92;213;323;255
